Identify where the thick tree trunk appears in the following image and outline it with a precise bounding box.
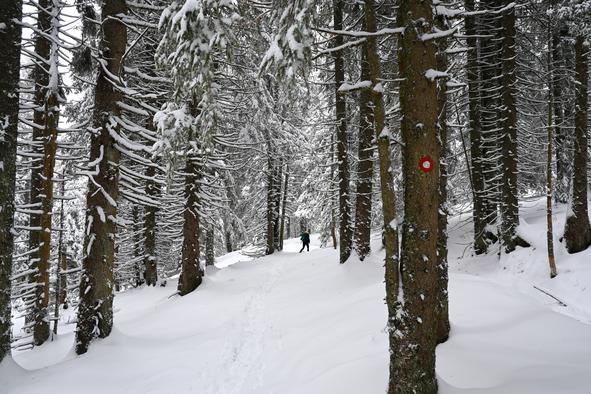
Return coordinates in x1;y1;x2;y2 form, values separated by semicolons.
178;150;203;295
333;0;352;264
279;165;289;250
29;0;58;346
479;0;502;236
363;1;401;392
144;164;158;286
75;0;127;355
0;0;23;362
435;11;450;344
393;1;440;392
563;37;591;253
499;2;523;253
465;0;487;254
353;40;374;261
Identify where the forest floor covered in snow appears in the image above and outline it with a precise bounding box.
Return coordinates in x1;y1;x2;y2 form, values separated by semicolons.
3;197;591;393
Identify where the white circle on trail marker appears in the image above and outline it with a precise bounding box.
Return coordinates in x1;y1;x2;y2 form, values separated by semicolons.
423;161;431;169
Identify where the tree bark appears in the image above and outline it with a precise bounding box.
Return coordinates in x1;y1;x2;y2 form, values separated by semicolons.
362;1;401;392
76;0;127;355
273;161;282;251
333;0;352;264
499;2;523;253
205;225;214;266
563;37;591;254
265;144;275;254
29;0;60;346
353;38;374;261
479;0;502;236
132;205;143;287
178;147;203;295
279;164;289;250
547;32;558;278
552;27;567;204
435;10;450;344
393;1;440;391
465;0;487;254
0;0;23;362
144;164;158;286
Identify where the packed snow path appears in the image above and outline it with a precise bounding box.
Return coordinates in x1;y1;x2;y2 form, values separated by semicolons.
4;223;591;393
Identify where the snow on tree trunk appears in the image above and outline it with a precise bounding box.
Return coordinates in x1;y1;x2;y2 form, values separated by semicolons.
333;0;352;264
0;0;23;362
279;165;289;250
393;0;441;391
76;0;127;355
362;1;401;391
499;1;526;253
144;164;158;286
178;148;203;295
546;26;558;279
435;9;450;345
205;225;214;267
28;0;63;346
353;36;374;261
464;0;488;255
563;36;591;254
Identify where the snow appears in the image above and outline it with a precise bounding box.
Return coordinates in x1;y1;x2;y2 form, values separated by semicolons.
3;199;591;393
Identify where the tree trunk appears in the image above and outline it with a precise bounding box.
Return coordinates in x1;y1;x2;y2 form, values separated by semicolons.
499;2;523;253
144;164;158;286
552;26;567;204
0;0;23;362
546;32;558;278
132;205;143;287
178;148;203;295
435;10;450;344
333;0;352;264
29;0;59;347
465;0;487;255
363;1;401;391
265;146;275;255
75;0;127;355
205;225;214;266
273;161;282;251
479;0;502;237
563;37;591;253
279;164;289;250
330;135;338;250
353;38;374;261
225;227;233;253
393;1;440;391
53;173;67;335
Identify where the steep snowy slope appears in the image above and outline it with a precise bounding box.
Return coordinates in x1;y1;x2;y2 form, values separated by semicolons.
3;201;591;393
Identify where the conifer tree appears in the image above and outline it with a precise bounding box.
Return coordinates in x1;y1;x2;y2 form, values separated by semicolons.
76;0;127;355
0;0;23;362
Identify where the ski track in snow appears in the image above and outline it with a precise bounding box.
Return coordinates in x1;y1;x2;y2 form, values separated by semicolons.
210;257;283;394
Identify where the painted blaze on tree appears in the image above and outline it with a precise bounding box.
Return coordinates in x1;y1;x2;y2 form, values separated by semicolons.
391;0;442;392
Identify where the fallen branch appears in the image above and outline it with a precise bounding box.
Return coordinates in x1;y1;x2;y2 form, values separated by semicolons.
533;285;567;307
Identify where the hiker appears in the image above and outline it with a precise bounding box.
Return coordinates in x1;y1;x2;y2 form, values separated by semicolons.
299;229;310;253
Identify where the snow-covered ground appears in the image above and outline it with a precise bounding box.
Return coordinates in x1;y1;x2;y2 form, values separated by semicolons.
3;199;591;393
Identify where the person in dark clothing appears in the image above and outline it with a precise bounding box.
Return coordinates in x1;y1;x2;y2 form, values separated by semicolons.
299;230;311;253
